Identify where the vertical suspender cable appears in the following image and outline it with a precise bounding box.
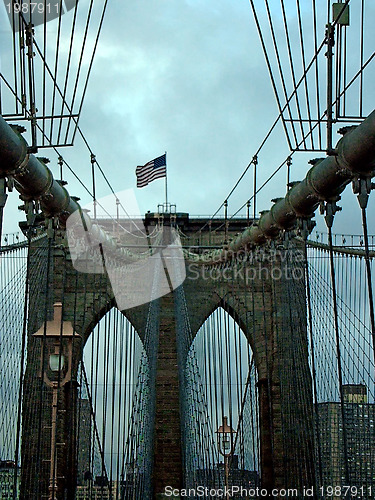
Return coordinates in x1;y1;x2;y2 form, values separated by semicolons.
35;227;54;498
327;223;351;486
13;232;31;499
253;155;258;220
360;204;375;366
91;153;97;220
303;237;323;486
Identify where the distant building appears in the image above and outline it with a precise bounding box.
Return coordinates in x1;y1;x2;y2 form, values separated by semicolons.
193;455;259;496
75;476;118;499
318;384;375;499
0;460;19;499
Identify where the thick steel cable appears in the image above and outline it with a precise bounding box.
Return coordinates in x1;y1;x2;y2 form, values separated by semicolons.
1;66;132;235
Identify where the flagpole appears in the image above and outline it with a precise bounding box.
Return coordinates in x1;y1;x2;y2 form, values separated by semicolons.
165;151;168;212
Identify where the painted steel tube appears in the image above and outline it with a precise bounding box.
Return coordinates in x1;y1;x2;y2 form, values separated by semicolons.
0;116;28;169
269;195;296;230
307;156;350;200
184;108;375;263
227;110;375;246
286;177;320;218
0;115;148;263
337;109;375;174
0;114;80;223
2;109;375;265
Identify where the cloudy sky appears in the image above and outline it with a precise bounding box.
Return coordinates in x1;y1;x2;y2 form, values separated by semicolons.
1;0;375;236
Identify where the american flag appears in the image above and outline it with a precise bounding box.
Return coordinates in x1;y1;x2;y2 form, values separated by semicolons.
136;154;167;188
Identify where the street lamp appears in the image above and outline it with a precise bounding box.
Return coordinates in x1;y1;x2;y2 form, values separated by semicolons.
33;302;81;500
216;416;236;500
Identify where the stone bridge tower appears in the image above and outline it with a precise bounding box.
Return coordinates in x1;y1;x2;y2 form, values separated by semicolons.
20;213;315;499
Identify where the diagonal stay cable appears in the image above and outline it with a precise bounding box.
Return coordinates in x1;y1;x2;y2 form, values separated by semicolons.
71;0;110;145
280;0;306;148
57;0;80;144
296;0;314;150
194;35;328;236
63;0;95;143
49;0;65;143
264;0;298;147
249;0;293;151
202;0;354;233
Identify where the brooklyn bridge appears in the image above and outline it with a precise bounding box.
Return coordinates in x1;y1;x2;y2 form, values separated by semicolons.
0;1;375;499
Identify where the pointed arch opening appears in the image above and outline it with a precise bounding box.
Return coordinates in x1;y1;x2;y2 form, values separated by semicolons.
182;306;260;489
78;306;155;498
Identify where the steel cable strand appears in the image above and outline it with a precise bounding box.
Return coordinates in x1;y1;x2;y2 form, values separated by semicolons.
63;0;95;143
248;0;293;151
308;256;374;372
287;244;322;492
304;241;323;487
280;0;306;147
32;231;54;498
243;256;261;475
264;0;299;148
48;0;65;142
56;0;80;144
270;245;296;489
296;0;315;150
327;224;352;490
308;261;349;394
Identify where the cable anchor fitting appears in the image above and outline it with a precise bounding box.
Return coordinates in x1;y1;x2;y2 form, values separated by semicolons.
320;200;342;229
352;177;375;210
297;217;316;242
